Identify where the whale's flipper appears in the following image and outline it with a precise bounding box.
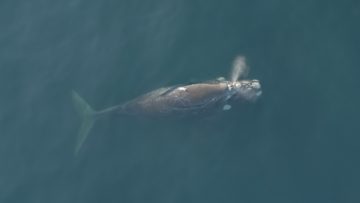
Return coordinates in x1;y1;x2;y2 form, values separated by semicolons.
72;91;95;156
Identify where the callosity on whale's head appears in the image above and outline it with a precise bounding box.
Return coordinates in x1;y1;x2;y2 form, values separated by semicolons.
226;55;262;102
230;79;262;102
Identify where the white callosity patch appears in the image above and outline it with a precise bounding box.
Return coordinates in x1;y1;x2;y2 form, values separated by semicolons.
222;104;231;111
178;87;187;91
217;77;225;81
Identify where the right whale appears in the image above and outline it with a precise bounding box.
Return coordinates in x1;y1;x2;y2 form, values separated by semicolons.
72;56;262;155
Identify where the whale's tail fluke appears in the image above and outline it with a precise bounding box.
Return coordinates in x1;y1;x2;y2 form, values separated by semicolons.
72;91;96;156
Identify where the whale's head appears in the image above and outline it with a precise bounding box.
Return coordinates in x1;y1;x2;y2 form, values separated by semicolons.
230;79;262;102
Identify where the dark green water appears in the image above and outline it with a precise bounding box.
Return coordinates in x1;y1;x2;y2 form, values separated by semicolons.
1;0;359;202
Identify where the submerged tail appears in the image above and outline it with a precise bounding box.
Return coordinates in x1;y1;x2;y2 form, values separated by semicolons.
72;91;96;155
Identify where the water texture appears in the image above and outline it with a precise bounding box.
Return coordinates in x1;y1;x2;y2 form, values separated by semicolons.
0;0;359;202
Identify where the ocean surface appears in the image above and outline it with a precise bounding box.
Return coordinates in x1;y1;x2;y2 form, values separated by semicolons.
1;0;359;202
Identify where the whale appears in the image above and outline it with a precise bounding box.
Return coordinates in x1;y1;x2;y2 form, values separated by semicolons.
72;56;262;155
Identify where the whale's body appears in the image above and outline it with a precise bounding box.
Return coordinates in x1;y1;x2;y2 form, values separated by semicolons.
72;56;262;155
96;81;235;118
